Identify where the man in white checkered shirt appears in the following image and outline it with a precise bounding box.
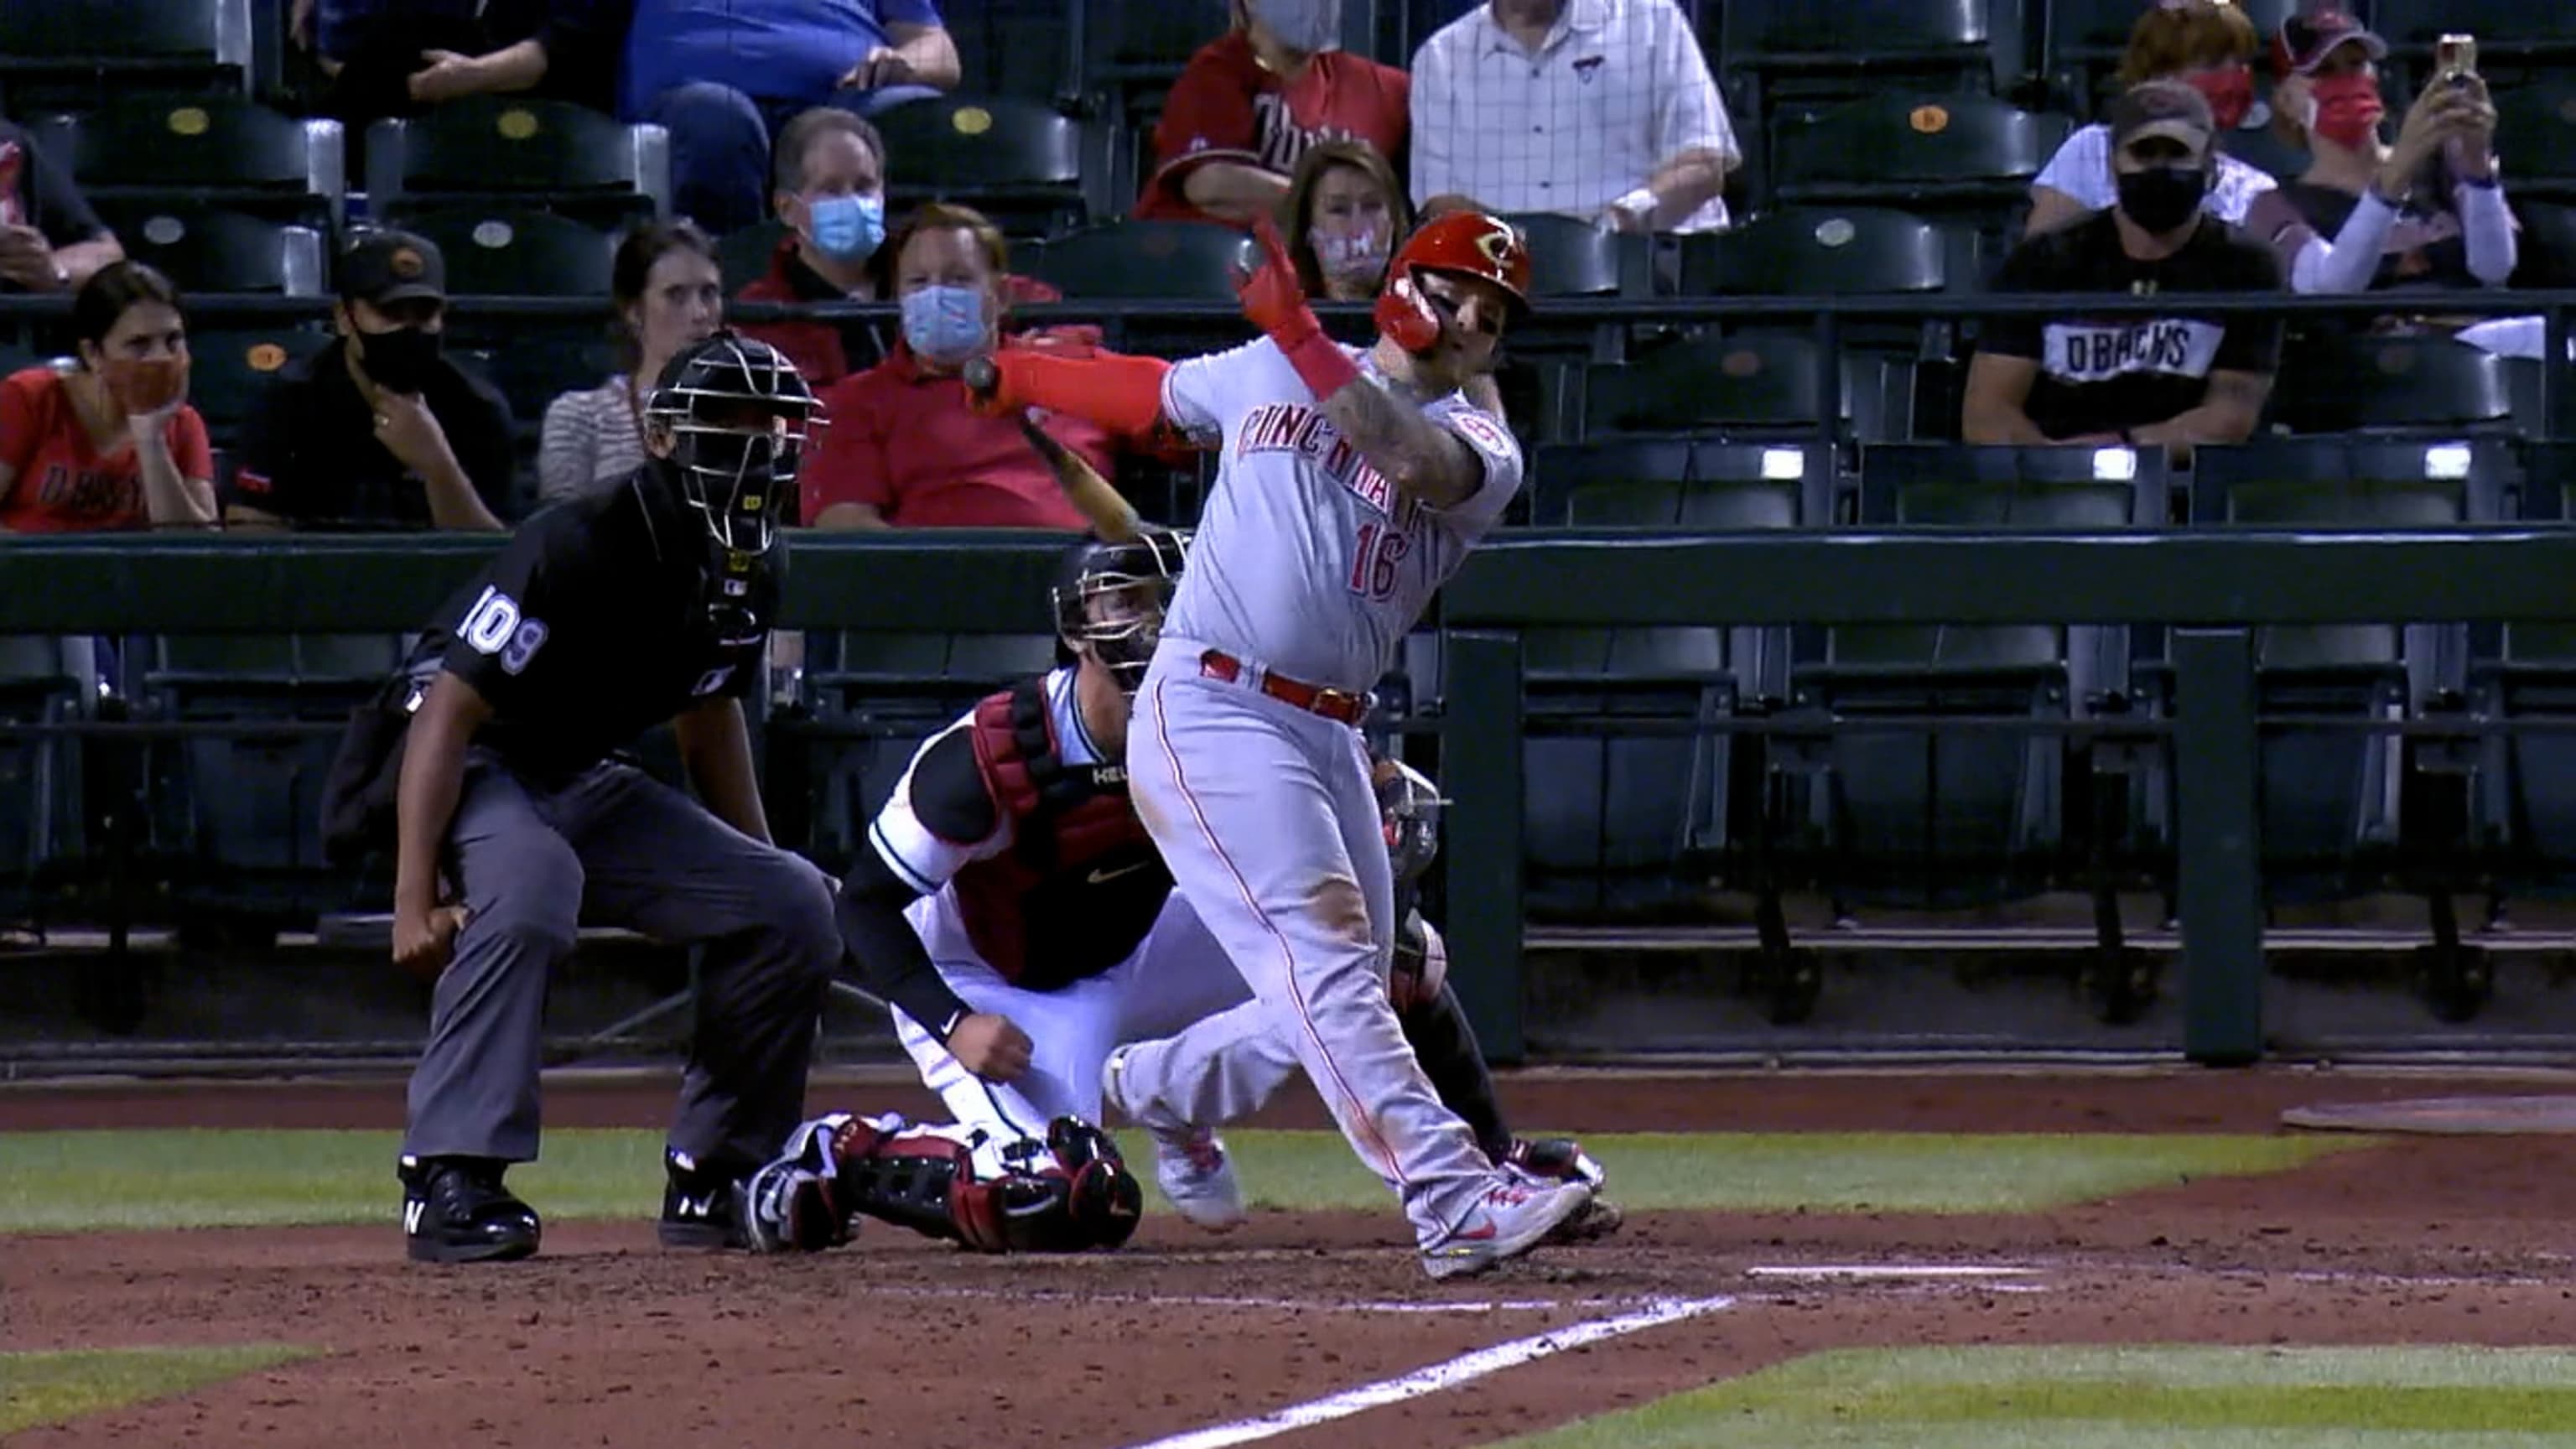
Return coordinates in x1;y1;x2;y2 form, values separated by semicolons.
1408;0;1738;233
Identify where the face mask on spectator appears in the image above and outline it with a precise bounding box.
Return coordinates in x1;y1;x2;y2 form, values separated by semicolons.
100;356;188;417
2184;67;2253;131
360;325;443;394
1317;226;1389;282
2307;74;2386;149
2116;166;2209;234
1253;0;1342;56
807;193;886;263
902;284;988;365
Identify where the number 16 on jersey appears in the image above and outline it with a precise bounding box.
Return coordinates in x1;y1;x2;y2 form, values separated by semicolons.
1349;522;1410;602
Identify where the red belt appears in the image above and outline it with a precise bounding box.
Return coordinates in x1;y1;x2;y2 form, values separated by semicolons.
1199;649;1368;725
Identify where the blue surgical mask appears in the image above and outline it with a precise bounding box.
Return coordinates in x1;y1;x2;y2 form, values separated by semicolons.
806;193;884;262
901;284;989;365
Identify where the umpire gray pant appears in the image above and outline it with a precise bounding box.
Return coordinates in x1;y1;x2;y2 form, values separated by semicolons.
402;751;840;1169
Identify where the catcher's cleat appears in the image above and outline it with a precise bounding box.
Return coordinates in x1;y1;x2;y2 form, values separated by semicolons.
1504;1137;1625;1244
659;1148;754;1250
401;1155;540;1265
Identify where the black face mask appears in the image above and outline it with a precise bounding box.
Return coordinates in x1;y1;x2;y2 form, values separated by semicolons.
2116;166;2209;236
360;325;443;394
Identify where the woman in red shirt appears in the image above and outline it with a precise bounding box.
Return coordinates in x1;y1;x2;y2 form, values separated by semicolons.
0;260;216;532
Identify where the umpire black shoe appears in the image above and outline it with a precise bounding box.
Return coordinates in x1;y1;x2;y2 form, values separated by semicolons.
659;1147;752;1249
400;1155;541;1264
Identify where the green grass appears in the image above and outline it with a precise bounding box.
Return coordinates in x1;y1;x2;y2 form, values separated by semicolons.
1491;1347;2576;1448
0;1345;316;1435
0;1129;2365;1233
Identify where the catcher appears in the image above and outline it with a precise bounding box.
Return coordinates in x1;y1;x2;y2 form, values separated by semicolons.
733;424;1618;1255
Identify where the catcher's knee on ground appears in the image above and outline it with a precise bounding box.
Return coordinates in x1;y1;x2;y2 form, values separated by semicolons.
737;1112;1143;1254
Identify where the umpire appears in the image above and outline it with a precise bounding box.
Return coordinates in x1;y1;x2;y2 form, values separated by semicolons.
345;332;839;1264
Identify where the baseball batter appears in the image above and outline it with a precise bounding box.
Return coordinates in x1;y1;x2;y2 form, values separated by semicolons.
966;210;1588;1277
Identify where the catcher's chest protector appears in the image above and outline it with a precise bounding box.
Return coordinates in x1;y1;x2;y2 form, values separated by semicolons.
957;678;1172;988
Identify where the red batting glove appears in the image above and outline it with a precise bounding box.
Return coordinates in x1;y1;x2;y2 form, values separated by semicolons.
1374;273;1441;354
1237;215;1361;401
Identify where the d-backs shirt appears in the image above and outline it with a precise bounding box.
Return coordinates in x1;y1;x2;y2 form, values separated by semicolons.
1977;210;2285;441
411;467;767;784
1135;31;1410;225
0;366;212;532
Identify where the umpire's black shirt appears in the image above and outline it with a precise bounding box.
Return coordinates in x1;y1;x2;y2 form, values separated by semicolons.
227;336;517;528
408;464;770;786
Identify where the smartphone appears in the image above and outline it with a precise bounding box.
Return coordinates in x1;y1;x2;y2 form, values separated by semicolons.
2438;33;2478;86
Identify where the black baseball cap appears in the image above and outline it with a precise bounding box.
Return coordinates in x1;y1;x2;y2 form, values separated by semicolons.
337;229;446;307
2110;79;2216;157
2272;8;2386;80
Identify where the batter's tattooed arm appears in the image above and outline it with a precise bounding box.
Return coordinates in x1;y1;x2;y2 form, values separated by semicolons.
1320;377;1485;510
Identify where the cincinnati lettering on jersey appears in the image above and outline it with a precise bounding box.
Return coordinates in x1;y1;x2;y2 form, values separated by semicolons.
2043;319;2227;384
1236;402;1426;529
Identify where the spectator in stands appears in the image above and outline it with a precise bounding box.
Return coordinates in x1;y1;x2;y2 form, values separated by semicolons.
2027;0;2275;237
0;262;216;532
293;0;631;122
622;0;961;236
2244;13;2514;301
226;231;514;532
735;110;893;387
538;221;722;506
1409;0;1737;234
0;122;121;294
800;203;1101;531
1965;82;2283;453
1134;0;1410;228
1279;143;1509;423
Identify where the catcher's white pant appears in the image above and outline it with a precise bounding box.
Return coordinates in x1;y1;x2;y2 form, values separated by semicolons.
891;886;1253;1141
1119;637;1496;1249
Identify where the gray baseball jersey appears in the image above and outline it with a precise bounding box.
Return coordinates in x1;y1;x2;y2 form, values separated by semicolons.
1156;338;1524;693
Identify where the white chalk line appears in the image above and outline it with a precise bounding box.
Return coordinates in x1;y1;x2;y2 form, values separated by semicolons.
1119;1294;1737;1449
1745;1263;2043;1280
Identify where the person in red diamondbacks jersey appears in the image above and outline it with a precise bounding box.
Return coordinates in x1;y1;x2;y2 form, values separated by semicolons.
1134;0;1409;228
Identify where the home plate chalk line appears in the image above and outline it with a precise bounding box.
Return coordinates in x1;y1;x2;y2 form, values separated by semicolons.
1119;1294;1737;1449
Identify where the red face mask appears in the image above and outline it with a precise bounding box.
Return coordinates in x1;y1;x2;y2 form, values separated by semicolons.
2308;72;2386;149
99;356;189;418
2187;66;2254;132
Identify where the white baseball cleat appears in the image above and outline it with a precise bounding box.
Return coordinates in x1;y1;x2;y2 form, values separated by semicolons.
1419;1175;1596;1281
1103;1046;1248;1233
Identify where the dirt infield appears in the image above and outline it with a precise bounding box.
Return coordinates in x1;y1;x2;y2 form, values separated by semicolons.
6;1067;2574;1448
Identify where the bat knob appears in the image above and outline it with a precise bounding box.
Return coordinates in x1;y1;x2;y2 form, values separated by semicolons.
963;356;1000;397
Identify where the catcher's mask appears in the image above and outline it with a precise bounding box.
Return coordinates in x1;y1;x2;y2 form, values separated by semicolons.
644;330;818;562
1052;528;1189;693
1375;757;1446;885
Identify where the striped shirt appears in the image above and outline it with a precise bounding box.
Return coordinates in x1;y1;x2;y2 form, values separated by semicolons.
538;377;648;506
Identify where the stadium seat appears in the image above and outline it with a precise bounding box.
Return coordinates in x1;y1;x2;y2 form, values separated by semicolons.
1076;0;1228;203
1767;92;2072;246
1680;207;1961;297
1716;0;2024;124
2265;336;2521;437
0;636;89;938
141;633;407;935
1021;220;1251;300
364;97;669;228
185;325;335;431
2372;2;2576;78
1534;439;1836;529
1498;213;1652;299
2490;82;2576;202
0;0;254;113
2189;438;2496;915
1583;333;1916;444
872;94;1095;242
87;201;325;296
718;219;791;294
29;96;342;230
382;207;618;298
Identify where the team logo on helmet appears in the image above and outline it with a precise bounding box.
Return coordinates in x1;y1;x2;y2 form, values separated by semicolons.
1473;225;1520;268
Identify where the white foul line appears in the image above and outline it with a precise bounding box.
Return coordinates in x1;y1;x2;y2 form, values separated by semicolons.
863;1284;1597;1316
1119;1295;1736;1449
1745;1264;2040;1280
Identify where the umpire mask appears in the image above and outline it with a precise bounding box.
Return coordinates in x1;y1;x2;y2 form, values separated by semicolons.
1052;528;1190;694
646;332;819;560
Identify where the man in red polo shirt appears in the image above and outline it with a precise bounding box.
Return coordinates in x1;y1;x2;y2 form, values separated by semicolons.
1133;0;1409;228
801;203;1109;530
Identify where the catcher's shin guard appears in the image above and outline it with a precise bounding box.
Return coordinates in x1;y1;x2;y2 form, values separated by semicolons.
824;1113;1143;1254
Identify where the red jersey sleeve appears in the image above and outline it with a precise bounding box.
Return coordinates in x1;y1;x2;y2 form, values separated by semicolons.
1140;40;1265;216
0;366;48;480
169;405;213;481
801;372;895;524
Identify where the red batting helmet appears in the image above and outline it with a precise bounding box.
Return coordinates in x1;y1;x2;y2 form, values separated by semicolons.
1384;210;1532;315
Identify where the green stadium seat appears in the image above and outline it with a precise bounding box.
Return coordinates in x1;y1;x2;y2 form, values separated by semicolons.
1680;207;1961;297
873;94;1096;242
2267;337;2521;438
87;201;325;297
1583;334;1916;444
30;96;342;229
1716;0;2025;131
1535;439;1835;527
185;325;335;430
379;207;618;299
364;97;667;228
1021;220;1251;301
0;0;254;113
0;636;88;937
1497;213;1650;299
1768;92;2072;247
